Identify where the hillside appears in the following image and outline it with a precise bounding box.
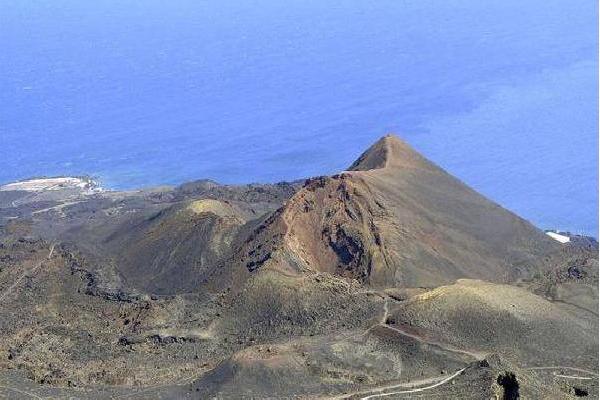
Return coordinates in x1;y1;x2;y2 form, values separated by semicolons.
0;135;596;399
239;135;559;288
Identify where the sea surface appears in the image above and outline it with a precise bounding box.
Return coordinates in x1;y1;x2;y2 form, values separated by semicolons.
0;1;598;235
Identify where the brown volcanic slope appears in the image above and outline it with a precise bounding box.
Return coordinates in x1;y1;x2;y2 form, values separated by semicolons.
103;199;248;294
239;134;558;288
0;135;596;399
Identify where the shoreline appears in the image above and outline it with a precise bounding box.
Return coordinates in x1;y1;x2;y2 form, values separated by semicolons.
0;176;102;193
0;175;597;239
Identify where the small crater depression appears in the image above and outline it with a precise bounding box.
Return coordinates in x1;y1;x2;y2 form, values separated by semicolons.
572;386;588;397
497;372;520;400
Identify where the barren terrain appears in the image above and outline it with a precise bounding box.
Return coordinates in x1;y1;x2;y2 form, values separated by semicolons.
0;135;596;399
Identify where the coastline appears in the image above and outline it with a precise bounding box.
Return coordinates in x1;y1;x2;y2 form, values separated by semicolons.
0;176;102;193
0;174;597;241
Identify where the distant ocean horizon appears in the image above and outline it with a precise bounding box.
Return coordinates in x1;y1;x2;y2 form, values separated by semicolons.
1;1;598;235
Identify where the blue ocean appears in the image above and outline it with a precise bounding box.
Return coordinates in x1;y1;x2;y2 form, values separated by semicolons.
0;1;597;235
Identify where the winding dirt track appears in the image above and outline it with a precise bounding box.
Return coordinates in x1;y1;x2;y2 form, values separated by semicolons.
378;297;485;361
329;367;467;400
327;295;477;400
358;367;466;399
1;284;596;399
525;366;598;381
525;366;596;375
380;324;486;361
